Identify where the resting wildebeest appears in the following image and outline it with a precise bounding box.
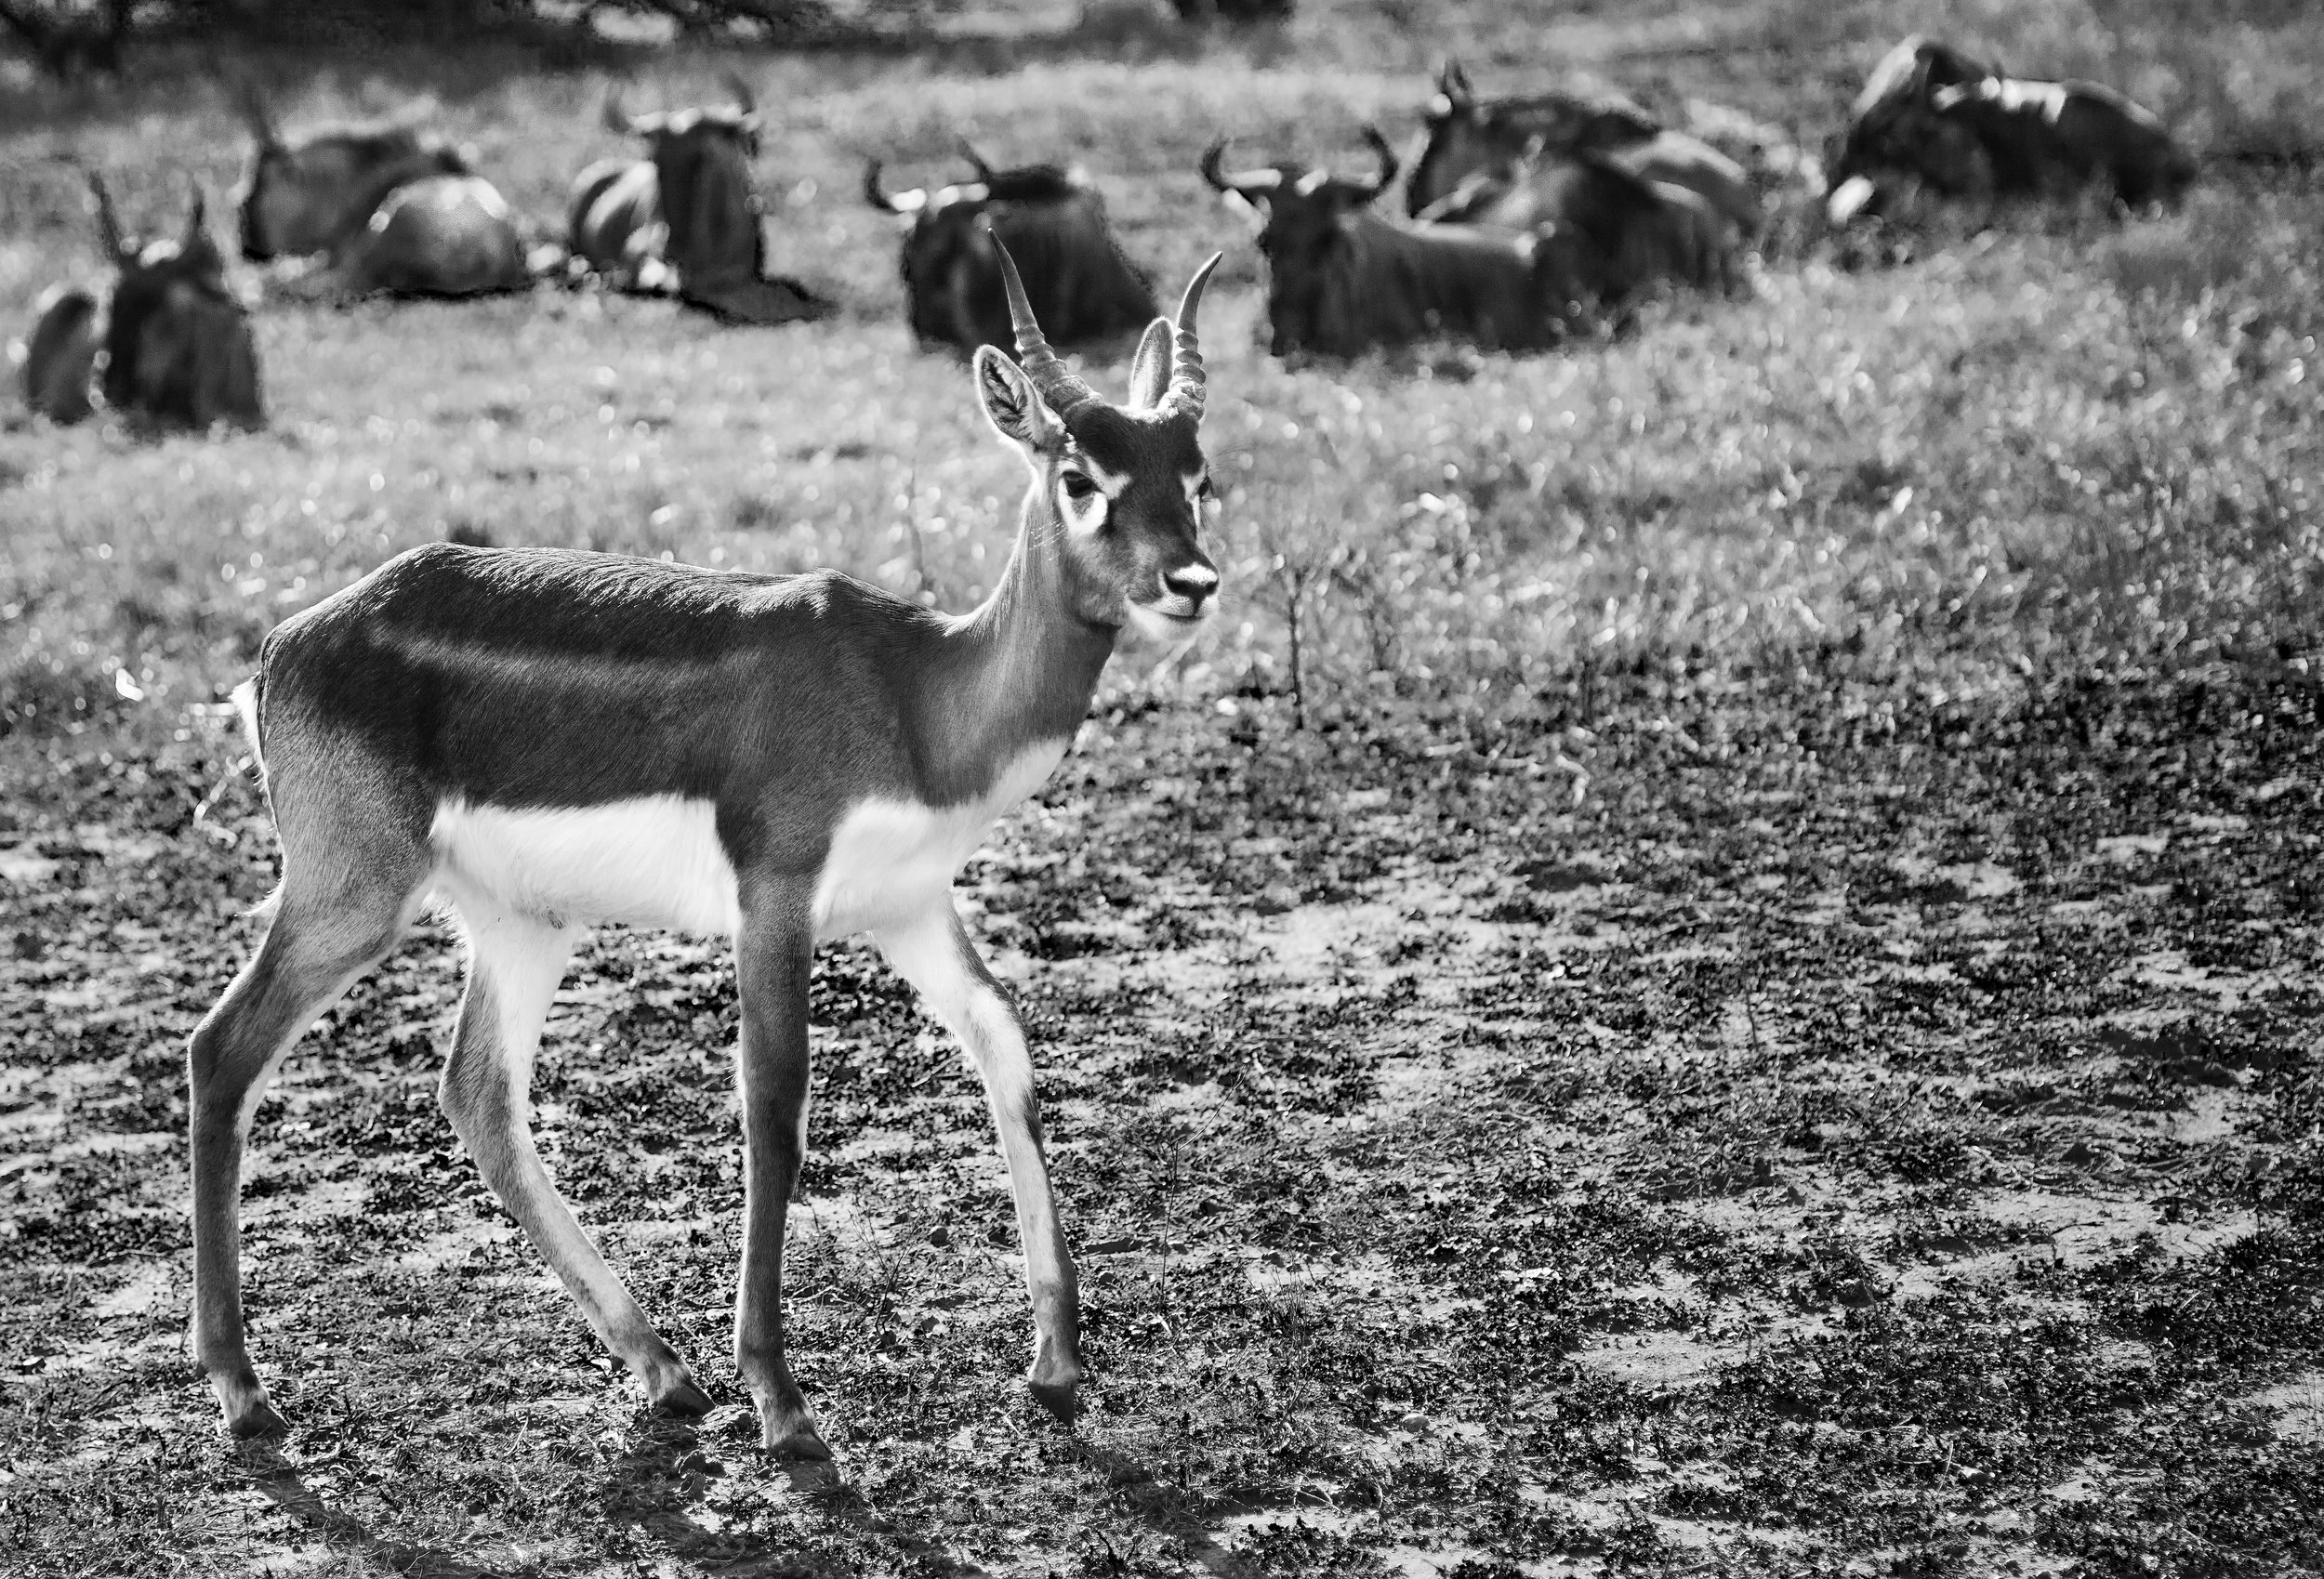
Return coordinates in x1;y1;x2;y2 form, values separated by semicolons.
1826;36;2196;223
1824;36;2014;223
0;0;127;81
570;77;831;324
865;144;1156;356
20;283;99;423
233;83;529;297
1406;59;1762;234
1202;132;1584;358
1416;142;1736;300
20;173;262;428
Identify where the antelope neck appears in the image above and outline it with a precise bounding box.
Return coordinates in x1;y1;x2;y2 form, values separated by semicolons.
924;491;1116;794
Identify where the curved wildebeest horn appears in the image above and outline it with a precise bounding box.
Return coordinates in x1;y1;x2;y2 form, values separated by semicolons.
981;217;1099;419
724;71;757;121
1438;58;1474;109
1358;125;1400;197
182;178;209;250
233;74;281;148
1158;251;1222;425
1906;50;1936;111
602;86;636;136
1199;138;1282;196
863;159;928;216
87;170;131;264
957;138;997;183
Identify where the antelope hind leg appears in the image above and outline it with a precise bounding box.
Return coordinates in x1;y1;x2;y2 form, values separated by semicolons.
876;904;1082;1419
439;908;713;1418
186;879;418;1435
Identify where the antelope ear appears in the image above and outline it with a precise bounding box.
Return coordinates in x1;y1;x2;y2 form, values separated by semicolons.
1126;318;1172;412
973;345;1055;452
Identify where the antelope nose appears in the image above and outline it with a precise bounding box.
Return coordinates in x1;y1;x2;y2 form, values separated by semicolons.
1164;564;1219;612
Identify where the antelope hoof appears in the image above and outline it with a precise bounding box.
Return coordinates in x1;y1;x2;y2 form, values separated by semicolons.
759;1408;831;1460
1026;1372;1080;1423
213;1373;290;1439
650;1373;715;1419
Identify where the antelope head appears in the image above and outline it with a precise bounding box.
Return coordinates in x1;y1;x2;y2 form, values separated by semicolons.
975;221;1223;643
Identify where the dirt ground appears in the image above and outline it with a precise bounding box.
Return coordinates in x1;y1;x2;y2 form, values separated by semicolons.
4;653;2319;1576
5;0;2322;1569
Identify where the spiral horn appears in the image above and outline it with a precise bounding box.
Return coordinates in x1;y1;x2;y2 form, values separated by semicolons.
981;217;1097;418
1159;252;1221;425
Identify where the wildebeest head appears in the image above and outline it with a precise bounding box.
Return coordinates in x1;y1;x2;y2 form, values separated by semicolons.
1848;34;2000;131
604;75;766;285
1202;130;1400;270
1827;35;2003;219
1406;58;1662;218
867;144;1151;352
234;81;469;261
88;173;263;428
867;145;1076;341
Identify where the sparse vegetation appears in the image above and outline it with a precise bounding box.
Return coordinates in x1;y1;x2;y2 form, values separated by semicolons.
3;1;2321;1574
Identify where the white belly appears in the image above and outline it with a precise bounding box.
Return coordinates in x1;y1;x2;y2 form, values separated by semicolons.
812;739;1068;941
424;738;1068;942
429;795;742;936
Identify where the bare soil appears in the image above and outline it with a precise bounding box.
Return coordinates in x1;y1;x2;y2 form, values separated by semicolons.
5;653;2320;1575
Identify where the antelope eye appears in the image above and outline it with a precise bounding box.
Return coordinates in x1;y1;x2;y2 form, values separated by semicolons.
1061;472;1101;502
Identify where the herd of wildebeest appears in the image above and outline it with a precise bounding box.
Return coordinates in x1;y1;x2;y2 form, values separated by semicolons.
17;34;2204;430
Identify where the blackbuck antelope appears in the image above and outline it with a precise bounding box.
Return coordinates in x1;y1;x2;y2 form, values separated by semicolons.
186;230;1225;1456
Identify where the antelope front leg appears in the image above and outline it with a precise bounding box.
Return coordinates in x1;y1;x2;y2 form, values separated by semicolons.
875;904;1082;1418
732;881;827;1457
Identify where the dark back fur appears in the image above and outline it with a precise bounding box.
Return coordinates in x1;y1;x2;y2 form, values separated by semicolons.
899;174;1155;354
20;284;99;422
240;122;469;261
640;119;765;290
1407;83;1662;218
1416;151;1689;303
0;0;127;80
1934;78;2196;205
101;221;262;428
1252;174;1565;355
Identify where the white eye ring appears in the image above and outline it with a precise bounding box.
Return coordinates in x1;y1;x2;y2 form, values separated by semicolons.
1056;473;1107;526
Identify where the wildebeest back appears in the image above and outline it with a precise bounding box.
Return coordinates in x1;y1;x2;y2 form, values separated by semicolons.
956;195;1155;353
20;283;100;423
120;279;263;428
